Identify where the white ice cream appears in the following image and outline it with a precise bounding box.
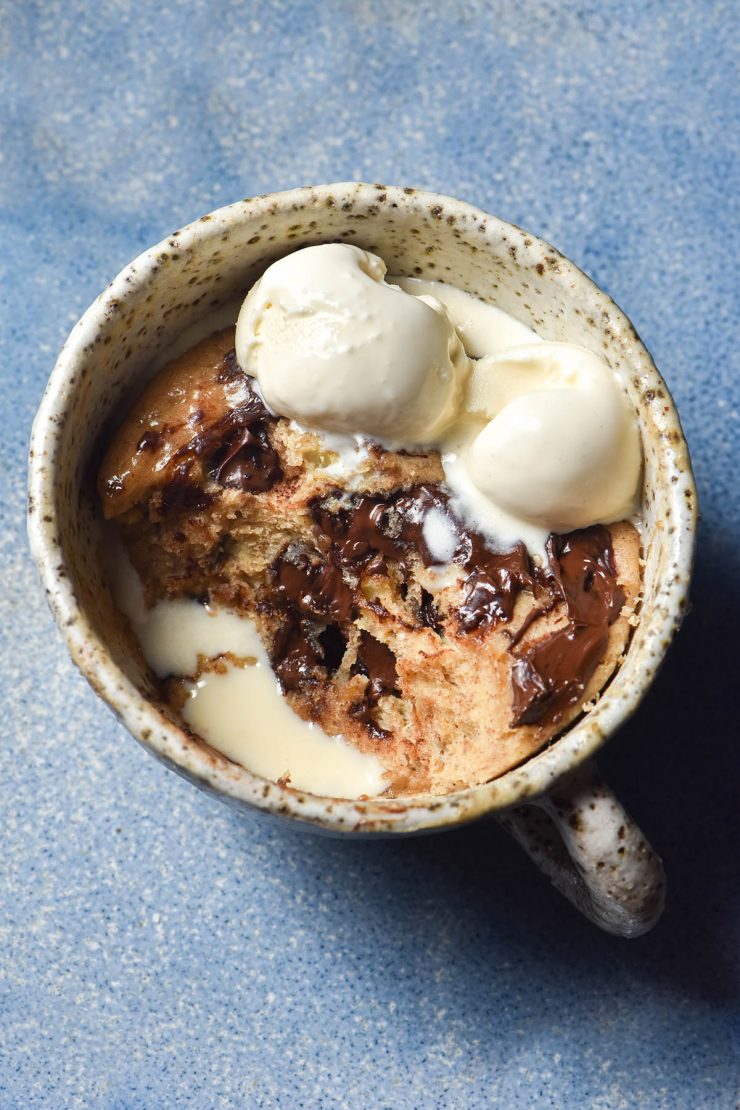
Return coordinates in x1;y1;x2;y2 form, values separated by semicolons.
394;275;540;357
235;243;469;442
235;244;642;554
464;343;641;535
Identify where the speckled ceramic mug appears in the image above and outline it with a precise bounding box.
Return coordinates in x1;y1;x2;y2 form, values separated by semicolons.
28;183;696;937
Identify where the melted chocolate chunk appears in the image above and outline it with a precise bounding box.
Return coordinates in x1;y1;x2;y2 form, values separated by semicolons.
271;616;325;692
546;526;625;625
175;358;283;496
361;553;388;579
311;484;456;570
159;461;213;514
351;630;400;702
511;624;608;725
212;430;282;492
215;346;243;383
349;631;400;739
457;543;532;633
419;588;442;633
458;571;503;632
271;544;354;623
311;484;533;638
311;497;399;567
510;526;625;726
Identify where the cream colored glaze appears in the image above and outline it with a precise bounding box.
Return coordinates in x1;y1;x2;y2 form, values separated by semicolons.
182;668;387;798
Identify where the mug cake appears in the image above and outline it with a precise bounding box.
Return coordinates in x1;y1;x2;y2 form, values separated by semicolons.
98;242;643;799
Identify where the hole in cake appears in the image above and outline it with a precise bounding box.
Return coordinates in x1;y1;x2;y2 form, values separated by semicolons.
418;588;442;634
318;624;348;675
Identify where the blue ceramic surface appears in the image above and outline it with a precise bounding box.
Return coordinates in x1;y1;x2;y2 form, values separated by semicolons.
3;2;738;1106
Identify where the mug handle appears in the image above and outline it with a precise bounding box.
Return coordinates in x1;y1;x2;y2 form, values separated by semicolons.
497;761;665;937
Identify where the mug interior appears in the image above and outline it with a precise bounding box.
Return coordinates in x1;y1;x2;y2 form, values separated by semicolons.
28;183;696;834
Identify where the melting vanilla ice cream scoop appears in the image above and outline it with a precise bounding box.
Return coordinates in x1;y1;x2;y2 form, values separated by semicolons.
235;243;469;442
463;342;641;535
235;245;641;554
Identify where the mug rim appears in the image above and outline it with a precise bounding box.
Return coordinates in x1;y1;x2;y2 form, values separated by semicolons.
28;181;697;834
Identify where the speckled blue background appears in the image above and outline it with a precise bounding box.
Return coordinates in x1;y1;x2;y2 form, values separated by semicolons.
3;1;739;1106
